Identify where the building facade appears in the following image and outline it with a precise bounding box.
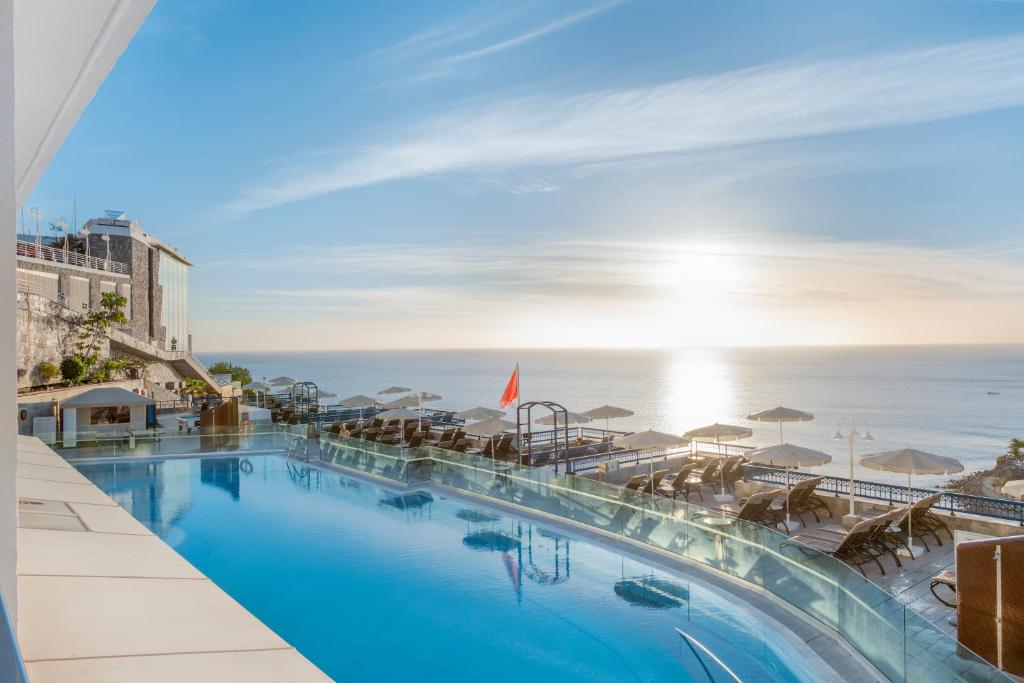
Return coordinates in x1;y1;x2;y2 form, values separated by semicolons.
16;213;193;353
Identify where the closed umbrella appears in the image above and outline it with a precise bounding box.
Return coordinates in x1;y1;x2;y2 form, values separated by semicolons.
379;386;411;395
860;448;963;557
747;443;831;529
456;406;506;421
684;423;753;500
747;407;814;443
582;405;634;431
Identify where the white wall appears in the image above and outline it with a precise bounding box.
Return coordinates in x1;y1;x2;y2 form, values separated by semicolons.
0;0;16;617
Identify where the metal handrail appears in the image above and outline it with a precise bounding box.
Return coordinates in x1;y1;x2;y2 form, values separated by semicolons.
16;239;128;275
743;464;1024;525
675;627;742;683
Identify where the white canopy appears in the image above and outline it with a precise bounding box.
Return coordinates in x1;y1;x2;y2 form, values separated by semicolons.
62;387;154;408
338;394;378;408
241;382;270;392
456;406;506;421
535;411;592;426
1001;480;1024;501
376;408;421;421
746;443;831;468
582;405;634;420
859;448;964;476
683;423;753;442
614;429;688;450
465;417;517;435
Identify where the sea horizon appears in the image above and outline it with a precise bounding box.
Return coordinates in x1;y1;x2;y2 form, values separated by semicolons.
198;344;1024;488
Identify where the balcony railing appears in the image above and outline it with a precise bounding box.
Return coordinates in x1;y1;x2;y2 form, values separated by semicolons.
16;239;128;275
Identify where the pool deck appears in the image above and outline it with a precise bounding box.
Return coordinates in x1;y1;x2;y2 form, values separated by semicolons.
14;436;330;683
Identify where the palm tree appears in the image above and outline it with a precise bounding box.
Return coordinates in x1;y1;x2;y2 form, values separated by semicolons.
1007;438;1024;463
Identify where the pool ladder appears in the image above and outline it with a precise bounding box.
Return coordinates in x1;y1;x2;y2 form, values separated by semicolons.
675;627;742;683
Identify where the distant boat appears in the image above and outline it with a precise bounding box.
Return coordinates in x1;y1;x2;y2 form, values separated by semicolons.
987;390;1000;396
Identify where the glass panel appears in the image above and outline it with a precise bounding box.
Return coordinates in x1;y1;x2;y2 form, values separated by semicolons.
758;526;839;630
837;564;906;682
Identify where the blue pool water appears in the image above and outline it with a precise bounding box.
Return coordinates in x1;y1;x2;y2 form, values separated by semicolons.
77;455;824;682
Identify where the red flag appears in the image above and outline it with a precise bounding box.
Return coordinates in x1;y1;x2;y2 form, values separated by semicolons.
499;364;519;408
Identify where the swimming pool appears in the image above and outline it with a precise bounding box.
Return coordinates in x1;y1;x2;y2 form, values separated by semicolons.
76;454;837;682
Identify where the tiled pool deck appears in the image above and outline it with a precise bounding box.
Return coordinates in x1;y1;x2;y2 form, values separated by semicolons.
14;436;329;683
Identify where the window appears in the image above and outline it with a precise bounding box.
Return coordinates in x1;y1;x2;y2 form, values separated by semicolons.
67;276;89;311
90;406;131;425
120;283;132;319
16;268;58;301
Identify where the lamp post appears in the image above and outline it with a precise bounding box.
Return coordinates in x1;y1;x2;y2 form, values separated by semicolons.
832;420;874;518
101;234;111;270
29;207;41;251
58;217;68;258
80;225;90;258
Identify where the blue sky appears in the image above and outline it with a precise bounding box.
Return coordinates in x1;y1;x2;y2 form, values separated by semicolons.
25;0;1024;350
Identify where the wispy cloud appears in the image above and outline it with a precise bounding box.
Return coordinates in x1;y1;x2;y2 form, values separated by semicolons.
229;34;1024;213
433;1;622;67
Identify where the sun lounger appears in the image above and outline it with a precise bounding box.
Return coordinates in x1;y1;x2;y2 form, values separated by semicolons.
788;476;832;523
782;518;888;577
640;469;669;495
623;474;647;491
896;491;950;552
719;455;748;494
930;568;956;607
717;489;787;531
656;463;702;501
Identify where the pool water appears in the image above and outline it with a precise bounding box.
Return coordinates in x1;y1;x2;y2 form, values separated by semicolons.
76;455;824;682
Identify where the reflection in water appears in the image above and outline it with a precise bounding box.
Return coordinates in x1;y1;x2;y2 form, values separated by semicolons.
463;530;520;552
75;460;192;538
614;576;689;609
379;491;434;510
456;508;501;524
200;457;241;500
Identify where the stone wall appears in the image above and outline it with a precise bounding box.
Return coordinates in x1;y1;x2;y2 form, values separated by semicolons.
16;292;109;387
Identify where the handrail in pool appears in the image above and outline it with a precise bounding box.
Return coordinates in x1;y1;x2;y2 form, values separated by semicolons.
675;627;742;683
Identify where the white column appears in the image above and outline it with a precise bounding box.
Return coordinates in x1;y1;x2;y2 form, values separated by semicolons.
62;408;77;448
0;0;17;617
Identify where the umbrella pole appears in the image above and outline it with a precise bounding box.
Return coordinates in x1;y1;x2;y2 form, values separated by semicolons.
778;420;783;444
907;472;913;557
786;468;792;528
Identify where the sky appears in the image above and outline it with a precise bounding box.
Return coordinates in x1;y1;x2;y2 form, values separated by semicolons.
24;0;1024;351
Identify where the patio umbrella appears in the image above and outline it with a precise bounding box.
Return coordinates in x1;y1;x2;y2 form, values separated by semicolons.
465;417;516;434
613;429;688;450
747;407;814;443
456;406;506;421
465;417;517;458
614;430;689;495
683;423;753;499
535;411;593;426
860;448;963;557
376;408;421;421
747;443;831;529
1001;480;1024;501
242;381;270;392
582;405;634;431
268;376;299;387
338;394;379;420
378;386;411;395
318;390;338;399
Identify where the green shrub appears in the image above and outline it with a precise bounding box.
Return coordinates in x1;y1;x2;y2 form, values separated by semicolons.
37;361;60;384
60;356;87;384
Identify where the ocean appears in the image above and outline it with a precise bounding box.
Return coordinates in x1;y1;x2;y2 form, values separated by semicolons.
197;345;1024;486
